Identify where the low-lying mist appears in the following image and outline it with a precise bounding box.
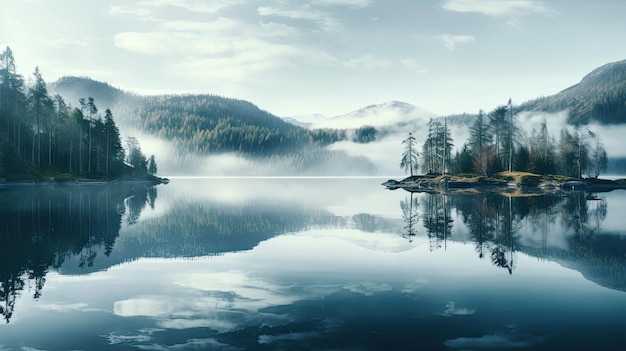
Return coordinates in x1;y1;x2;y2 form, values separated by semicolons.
126;107;626;178
129;130;378;177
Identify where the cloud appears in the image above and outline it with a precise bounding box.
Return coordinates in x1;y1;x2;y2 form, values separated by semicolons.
442;0;556;17
343;282;392;295
343;55;391;69
113;15;333;82
441;301;476;316
311;0;372;7
401;58;428;75
439;34;476;50
258;331;321;344
444;332;538;349
141;0;243;14
258;3;343;32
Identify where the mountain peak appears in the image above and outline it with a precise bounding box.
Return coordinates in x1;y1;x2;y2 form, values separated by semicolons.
49;76;128;108
579;59;626;86
518;58;626;124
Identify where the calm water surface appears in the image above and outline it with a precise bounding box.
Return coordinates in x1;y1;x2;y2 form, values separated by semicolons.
1;177;626;350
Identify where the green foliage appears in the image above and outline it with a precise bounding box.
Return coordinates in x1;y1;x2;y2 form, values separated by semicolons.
147;155;157;175
115;94;345;157
400;132;419;176
0;46;155;180
518;59;626;124
126;137;147;177
352;125;377;143
421;118;453;174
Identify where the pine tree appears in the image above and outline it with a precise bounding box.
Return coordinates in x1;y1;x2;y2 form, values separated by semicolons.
27;67;52;167
147;155;158;176
400;132;419;176
126;137;147;176
468;109;493;175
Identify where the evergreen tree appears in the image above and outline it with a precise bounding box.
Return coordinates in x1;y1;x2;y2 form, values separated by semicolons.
400;132;419;176
421;118;453;174
126;137;147;176
558;126;589;178
79;97;98;173
27;67;52;167
147;155;157;176
488;105;507;161
587;130;608;178
529;119;556;175
0;47;26;159
468;109;493;175
103;108;124;176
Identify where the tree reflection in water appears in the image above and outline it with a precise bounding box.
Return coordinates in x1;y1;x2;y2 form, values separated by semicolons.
0;184;157;323
401;190;612;275
400;192;419;242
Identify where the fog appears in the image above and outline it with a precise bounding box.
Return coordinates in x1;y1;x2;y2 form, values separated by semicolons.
518;110;626;159
124;107;625;178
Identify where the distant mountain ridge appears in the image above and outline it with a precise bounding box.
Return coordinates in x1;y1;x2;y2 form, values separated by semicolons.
518;59;626;124
49;76;372;175
286;100;437;130
49;76;129;110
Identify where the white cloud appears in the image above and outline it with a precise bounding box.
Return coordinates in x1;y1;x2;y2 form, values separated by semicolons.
444;332;539;349
159;18;241;32
108;5;158;22
439;34;476;50
311;0;372;8
441;301;476;316
113;14;334;82
343;54;391;69
344;282;392;295
109;0;243;22
442;0;556;17
48;39;89;48
258;4;343;32
401;58;428;75
138;0;243;14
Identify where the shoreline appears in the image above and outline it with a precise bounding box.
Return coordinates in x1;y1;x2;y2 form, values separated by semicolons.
383;172;626;194
0;176;169;188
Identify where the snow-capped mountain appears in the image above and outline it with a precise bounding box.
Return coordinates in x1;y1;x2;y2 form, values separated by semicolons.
285;101;437;130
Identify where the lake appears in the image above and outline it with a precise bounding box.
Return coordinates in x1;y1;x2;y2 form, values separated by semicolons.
1;177;626;350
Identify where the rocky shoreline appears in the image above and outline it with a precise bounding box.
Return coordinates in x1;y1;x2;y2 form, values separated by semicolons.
383;172;626;193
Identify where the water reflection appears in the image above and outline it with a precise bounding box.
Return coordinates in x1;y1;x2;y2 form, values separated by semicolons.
0;184;157;323
1;179;626;350
400;192;418;242
398;189;626;289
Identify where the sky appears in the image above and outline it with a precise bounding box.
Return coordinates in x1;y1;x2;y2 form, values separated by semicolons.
2;0;626;118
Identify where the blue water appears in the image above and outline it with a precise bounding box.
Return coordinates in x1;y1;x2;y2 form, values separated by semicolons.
1;178;625;350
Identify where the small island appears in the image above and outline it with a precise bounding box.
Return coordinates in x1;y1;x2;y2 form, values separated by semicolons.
383;171;626;194
389;102;626;194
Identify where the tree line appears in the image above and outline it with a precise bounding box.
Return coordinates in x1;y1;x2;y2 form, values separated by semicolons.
0;47;156;180
401;99;608;179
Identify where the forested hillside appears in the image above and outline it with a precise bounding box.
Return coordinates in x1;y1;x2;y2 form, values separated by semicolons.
518;59;626;124
52;76;347;157
49;75;374;174
0;47;156;181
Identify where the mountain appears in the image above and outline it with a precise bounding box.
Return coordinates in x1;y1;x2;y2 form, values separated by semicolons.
283;113;328;128
518;59;626;124
49;76;129;111
295;101;437;130
49;76;348;156
48;76;372;175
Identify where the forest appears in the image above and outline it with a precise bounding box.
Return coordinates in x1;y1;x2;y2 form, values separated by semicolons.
517;59;626;125
0;47;157;181
401;100;609;179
